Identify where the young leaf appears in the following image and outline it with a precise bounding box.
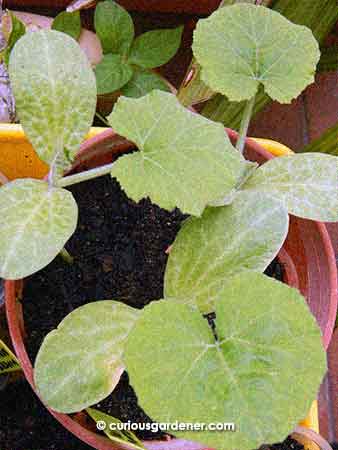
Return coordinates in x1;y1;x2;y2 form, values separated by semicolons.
86;408;145;450
121;68;170;98
52;11;81;40
94;0;134;55
0;12;26;66
125;273;326;450
108;90;251;216
34;301;140;413
193;4;320;102
128;26;183;69
95;54;133;95
9;30;97;173
242;153;338;222
0;179;78;280
165;191;289;313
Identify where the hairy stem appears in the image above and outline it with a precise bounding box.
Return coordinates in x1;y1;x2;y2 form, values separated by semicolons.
59;248;74;265
57;162;115;188
236;95;256;154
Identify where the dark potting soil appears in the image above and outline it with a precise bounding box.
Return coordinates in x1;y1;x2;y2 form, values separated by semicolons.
258;437;304;450
1;175;286;449
0;379;92;450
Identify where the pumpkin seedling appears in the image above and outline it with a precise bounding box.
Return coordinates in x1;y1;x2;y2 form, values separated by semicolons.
0;6;337;450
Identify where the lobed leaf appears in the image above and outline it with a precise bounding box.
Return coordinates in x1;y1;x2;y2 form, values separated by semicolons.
121;68;170;98
108;90;251;216
52;11;81;40
9;30;97;173
193;4;320;103
165;191;289;313
0;179;78;280
242;153;338;222
94;0;134;55
95;54;133;95
125;273;326;450
35;301;140;413
128;26;183;69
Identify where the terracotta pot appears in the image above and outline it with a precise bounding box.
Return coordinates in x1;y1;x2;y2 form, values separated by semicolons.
5;128;338;450
3;0;221;14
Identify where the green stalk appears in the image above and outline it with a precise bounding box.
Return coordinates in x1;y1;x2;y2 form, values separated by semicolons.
59;248;74;265
57;162;115;188
236;95;256;153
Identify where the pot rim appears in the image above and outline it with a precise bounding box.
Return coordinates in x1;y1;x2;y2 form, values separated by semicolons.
5;128;338;450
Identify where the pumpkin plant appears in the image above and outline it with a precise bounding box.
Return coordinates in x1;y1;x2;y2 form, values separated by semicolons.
1;5;338;450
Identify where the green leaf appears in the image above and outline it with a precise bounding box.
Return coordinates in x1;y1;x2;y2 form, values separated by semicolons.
201;0;338;128
0;179;78;280
86;408;145;450
128;26;183;69
95;54;133;95
125;273;326;450
121;68;170;98
8;30;97;173
1;13;25;64
165;191;289;313
94;0;134;55
52;11;81;40
34;301;140;413
242;153;338;222
193;4;320;103
108;90;251;216
0;12;26;66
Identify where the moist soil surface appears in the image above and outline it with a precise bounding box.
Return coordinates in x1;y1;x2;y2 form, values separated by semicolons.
0;175;297;450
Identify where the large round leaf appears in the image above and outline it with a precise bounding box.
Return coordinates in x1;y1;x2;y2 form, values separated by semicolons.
193;4;320;103
0;179;77;279
125;273;326;450
108;90;252;216
165;191;289;313
9;30;97;172
35;301;140;413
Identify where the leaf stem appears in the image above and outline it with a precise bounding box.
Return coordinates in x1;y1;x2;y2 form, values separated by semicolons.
59;248;74;265
57;162;115;188
236;95;256;154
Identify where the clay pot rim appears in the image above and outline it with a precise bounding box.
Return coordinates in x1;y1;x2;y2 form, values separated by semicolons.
4;128;338;450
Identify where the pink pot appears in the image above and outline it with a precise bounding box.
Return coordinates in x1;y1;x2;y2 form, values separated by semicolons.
5;128;338;450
